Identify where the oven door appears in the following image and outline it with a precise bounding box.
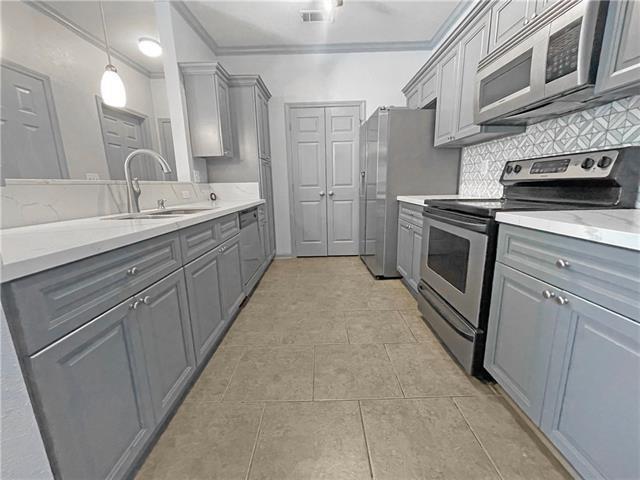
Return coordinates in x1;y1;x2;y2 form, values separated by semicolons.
420;208;489;327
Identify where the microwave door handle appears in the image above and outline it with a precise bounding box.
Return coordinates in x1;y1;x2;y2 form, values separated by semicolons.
577;0;601;84
423;210;489;234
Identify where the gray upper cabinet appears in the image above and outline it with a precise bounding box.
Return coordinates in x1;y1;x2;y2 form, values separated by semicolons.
256;87;271;160
541;293;640;480
184;248;225;366
489;0;531;52
217;234;245;322
595;0;640;96
419;68;438;107
28;298;154;480
434;48;459;147
534;0;558;16
485;263;559;423
135;269;195;422
182;63;234;158
406;86;420;109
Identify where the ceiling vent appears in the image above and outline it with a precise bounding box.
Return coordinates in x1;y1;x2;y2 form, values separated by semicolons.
300;9;334;23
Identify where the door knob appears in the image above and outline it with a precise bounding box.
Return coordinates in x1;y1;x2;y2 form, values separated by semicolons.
328;191;334;196
319;191;325;196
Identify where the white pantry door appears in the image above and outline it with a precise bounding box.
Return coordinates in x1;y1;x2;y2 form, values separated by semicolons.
290;104;360;256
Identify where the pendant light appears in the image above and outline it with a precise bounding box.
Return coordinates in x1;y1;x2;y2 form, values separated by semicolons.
99;1;126;108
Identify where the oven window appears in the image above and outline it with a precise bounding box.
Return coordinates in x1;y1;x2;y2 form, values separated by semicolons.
427;227;470;293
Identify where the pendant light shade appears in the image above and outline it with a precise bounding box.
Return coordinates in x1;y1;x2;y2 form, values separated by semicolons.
101;65;126;108
98;2;126;108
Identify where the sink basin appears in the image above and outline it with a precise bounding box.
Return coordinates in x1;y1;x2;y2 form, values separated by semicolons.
104;207;216;220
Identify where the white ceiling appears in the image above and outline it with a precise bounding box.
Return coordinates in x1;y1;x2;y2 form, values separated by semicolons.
39;1;164;75
181;0;471;54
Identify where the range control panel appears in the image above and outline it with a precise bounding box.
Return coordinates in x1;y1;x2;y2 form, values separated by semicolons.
501;150;619;183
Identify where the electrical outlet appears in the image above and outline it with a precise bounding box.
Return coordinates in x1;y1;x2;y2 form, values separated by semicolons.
86;173;100;180
181;190;191;199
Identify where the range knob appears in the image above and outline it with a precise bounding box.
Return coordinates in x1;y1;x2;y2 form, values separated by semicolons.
514;165;522;173
506;165;513;174
597;156;613;168
581;158;595;169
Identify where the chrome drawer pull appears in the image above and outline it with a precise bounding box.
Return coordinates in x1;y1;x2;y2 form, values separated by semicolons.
127;266;138;276
555;296;569;306
129;300;140;310
140;296;151;305
542;290;555;299
555;258;570;269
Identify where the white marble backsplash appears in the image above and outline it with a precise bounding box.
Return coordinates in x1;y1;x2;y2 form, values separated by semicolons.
0;181;259;229
459;95;640;206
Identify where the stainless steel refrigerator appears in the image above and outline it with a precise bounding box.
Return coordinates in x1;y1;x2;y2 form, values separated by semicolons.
359;107;460;278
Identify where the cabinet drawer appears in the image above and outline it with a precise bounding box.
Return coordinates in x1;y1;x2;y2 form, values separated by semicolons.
497;225;640;321
399;202;424;228
2;233;182;355
179;213;239;263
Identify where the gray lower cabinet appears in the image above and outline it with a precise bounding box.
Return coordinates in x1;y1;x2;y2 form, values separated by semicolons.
595;0;640;96
184;249;225;365
135;269;195;421
28;299;154;480
396;203;423;291
396;221;412;279
488;224;640;480
218;234;245;322
541;292;640;480
484;263;559;423
410;227;422;290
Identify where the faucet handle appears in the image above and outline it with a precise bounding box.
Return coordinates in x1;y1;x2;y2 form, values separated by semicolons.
132;177;141;194
157;198;167;210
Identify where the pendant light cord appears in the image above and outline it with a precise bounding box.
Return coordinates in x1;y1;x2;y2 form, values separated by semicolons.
99;1;113;66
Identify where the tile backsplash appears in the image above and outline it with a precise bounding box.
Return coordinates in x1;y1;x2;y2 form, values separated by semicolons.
459;95;640;200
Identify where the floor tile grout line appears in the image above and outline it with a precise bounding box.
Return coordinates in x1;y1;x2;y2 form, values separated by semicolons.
382;343;407;398
358;400;375;480
398;310;420;343
244;402;267;480
219;345;248;402
452;397;505;480
311;344;316;401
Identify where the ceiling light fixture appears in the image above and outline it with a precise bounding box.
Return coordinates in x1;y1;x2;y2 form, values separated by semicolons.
138;37;162;58
99;1;126;108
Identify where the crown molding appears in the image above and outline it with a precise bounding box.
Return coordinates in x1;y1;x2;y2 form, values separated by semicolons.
171;1;219;54
25;1;163;79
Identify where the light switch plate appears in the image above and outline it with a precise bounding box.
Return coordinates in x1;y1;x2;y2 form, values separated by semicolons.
181;190;191;199
86;173;100;180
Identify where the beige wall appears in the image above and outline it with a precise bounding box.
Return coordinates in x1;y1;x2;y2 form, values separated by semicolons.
220;50;431;255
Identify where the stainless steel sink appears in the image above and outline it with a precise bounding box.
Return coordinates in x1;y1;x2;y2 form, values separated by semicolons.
104;207;216;220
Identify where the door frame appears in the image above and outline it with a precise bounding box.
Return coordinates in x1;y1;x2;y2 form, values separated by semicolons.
284;100;365;257
1;60;69;180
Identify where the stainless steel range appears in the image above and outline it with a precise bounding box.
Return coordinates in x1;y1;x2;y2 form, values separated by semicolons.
417;147;640;376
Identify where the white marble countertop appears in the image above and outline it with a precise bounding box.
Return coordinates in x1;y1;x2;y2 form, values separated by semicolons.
496;209;640;252
0;199;265;282
397;194;471;206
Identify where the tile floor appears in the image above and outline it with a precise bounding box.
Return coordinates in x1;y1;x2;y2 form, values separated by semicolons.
136;257;571;480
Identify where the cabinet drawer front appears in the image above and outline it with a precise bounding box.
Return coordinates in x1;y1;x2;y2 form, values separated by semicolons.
497;225;640;321
399;203;424;228
180;220;218;263
216;213;240;243
3;233;182;355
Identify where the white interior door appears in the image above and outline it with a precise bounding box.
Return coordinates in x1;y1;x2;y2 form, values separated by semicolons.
325;106;360;255
290;104;360;257
291;107;328;256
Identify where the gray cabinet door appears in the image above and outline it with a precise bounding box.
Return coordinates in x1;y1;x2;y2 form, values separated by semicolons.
136;269;195;422
218;235;245;322
595;0;640;95
29;299;153;480
396;220;413;279
184;249;225;366
489;0;531;52
260;159;276;256
419;69;438;107
216;77;234;157
256;88;271;160
410;227;422;291
484;263;559;424
434;48;459;146
454;13;490;140
541;293;640;480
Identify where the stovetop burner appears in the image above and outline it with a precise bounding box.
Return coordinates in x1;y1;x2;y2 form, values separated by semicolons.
426;198;606;217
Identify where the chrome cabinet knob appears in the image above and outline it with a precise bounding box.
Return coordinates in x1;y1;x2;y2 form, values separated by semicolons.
319;191;325;197
555;296;569;306
542;290;555;299
127;266;138;276
555;258;570;269
140;296;151;305
328;191;334;196
129;300;140;310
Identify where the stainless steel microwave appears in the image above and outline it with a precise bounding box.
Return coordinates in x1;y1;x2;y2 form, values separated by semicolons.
474;0;609;126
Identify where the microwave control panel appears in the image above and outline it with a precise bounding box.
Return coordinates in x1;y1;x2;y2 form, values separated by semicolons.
546;19;581;83
501;150;619;183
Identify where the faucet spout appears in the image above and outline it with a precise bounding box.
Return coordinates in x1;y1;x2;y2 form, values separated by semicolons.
124;149;173;213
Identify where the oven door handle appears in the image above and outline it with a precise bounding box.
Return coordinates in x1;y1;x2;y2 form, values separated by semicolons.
422;209;489;234
418;283;477;342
